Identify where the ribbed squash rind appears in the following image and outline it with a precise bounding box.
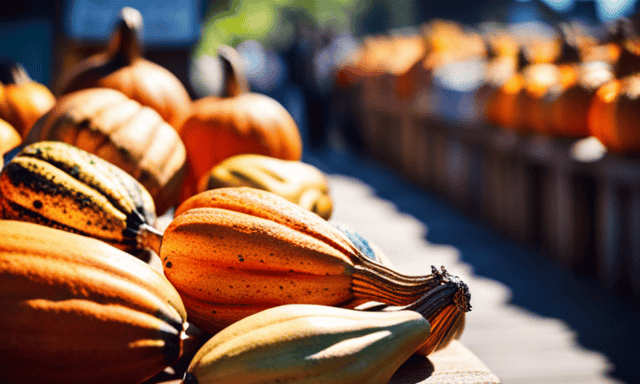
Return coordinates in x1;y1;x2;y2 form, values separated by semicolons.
0;141;157;254
24;88;186;213
163;188;451;334
0;220;187;384
162;206;355;333
198;154;333;219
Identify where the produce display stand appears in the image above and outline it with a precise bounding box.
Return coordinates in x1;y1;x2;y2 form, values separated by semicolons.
345;67;640;298
145;212;501;384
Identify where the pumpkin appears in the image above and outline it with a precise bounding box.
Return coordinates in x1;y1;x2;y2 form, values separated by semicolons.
587;27;640;152
0;118;21;155
335;35;400;88
549;19;637;138
179;45;302;202
608;74;640;153
549;60;614;138
398;22;486;100
0;220;187;384
56;7;192;131
0;62;56;138
475;32;520;109
485;54;526;129
588;74;640;153
161;187;470;335
24;88;186;214
387;35;429;99
198;154;333;219
514;29;582;135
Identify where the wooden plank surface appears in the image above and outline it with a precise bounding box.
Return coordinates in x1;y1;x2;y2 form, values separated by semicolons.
325;173;624;384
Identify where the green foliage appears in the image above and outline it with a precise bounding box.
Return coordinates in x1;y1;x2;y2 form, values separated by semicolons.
195;0;359;57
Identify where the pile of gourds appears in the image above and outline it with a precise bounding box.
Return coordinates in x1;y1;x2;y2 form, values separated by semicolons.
338;16;640;155
482;18;640;154
0;7;471;384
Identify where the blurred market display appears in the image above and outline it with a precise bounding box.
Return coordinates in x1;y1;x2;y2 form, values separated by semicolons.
321;2;640;299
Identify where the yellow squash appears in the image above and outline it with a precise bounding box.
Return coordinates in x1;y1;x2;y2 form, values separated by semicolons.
183;304;430;384
0;141;163;255
0;220;187;384
198;154;333;219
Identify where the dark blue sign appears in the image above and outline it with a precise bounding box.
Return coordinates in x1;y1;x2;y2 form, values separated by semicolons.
64;0;201;46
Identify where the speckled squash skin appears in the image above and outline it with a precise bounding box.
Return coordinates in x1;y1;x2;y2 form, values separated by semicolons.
0;141;161;255
0;220;187;384
161;187;451;334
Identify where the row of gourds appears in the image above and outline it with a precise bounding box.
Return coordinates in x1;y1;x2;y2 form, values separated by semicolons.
0;7;470;384
337;17;640;155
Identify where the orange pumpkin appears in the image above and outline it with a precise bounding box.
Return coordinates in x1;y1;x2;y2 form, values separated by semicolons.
485;47;527;130
162;187;469;336
549;61;614;138
179;45;303;201
588;75;640;153
0;62;56;138
0;118;21;155
475;33;520;107
549;19;638;138
586;28;640;152
24;88;186;213
515;31;582;135
588;78;620;147
56;7;192;131
609;75;640;153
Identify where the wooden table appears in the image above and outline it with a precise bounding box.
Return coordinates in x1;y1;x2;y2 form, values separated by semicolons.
147;339;499;384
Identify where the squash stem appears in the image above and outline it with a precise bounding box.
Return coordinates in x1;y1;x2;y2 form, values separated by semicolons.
109;7;143;63
351;263;443;306
138;223;163;255
0;62;31;85
217;45;250;97
351;256;454;304
371;267;471;355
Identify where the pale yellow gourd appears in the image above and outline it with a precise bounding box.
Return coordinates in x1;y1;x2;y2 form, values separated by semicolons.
183;304;430;384
198;154;333;219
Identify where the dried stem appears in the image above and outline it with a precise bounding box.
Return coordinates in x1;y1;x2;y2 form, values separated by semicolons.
137;223;164;255
360;266;471;355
